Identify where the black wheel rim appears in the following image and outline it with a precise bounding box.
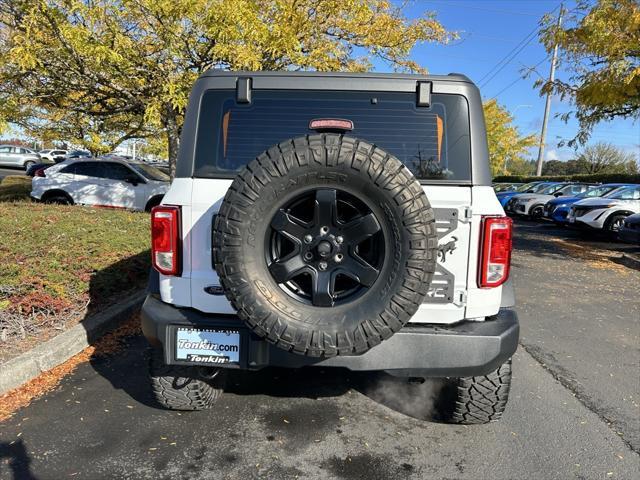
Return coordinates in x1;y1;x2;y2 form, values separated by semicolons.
265;188;385;307
611;218;623;232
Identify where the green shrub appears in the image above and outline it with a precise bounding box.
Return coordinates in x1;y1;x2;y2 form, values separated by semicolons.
492;173;640;184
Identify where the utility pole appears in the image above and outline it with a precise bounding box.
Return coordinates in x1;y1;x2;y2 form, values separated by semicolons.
536;4;564;176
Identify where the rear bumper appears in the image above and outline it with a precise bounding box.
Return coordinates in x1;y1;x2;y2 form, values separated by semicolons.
141;295;519;377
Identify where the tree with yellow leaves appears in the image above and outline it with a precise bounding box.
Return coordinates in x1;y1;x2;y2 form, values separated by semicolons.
483;99;537;177
538;0;639;146
0;0;454;172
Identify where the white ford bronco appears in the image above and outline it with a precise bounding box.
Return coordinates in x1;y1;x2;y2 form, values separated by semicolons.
142;71;518;424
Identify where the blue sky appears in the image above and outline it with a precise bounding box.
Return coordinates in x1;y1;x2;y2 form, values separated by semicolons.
376;0;639;162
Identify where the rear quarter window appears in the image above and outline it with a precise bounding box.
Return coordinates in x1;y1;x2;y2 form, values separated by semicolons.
193;89;471;182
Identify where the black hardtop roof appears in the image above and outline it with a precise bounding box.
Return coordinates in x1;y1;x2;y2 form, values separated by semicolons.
200;70;473;84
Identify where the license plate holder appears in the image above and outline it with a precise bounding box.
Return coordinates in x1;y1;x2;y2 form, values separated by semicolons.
175;327;241;365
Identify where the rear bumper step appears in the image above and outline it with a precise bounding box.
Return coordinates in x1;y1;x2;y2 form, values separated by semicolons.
141;294;519;377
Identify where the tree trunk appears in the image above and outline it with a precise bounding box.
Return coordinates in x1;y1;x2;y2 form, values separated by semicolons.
163;105;181;178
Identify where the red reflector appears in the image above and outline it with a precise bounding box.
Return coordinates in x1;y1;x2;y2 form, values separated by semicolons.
309;118;353;132
151;205;181;276
478;216;512;288
35;168;46;177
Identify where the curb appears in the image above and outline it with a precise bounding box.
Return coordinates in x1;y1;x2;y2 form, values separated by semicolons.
0;290;146;396
618;252;640;271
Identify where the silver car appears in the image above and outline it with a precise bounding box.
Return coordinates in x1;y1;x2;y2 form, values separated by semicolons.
0;145;41;170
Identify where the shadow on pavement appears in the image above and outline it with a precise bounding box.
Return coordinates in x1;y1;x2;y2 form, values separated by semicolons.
0;440;38;480
227;368;451;421
88;330;449;422
513;217;640;255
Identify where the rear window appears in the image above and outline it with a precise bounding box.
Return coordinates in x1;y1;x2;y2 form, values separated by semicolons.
194;89;471;181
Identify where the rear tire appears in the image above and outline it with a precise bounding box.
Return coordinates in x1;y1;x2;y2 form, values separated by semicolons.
605;214;626;236
529;205;544;220
145;195;164;212
441;359;512;424
213;133;437;358
148;349;226;411
42;192;73;205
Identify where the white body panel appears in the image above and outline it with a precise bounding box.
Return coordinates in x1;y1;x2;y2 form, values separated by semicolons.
510;193;555;215
159;180;506;325
31;160;169;212
569;197;640;229
39;149;67;163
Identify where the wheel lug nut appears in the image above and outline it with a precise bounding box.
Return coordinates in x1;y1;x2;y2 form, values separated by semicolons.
320;226;329;235
318;261;328;271
304;252;314;261
304;234;313;244
335;254;343;263
336;236;343;244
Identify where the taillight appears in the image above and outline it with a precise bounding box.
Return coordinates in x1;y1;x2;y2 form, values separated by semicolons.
478;216;512;288
151;205;181;276
35;168;46;177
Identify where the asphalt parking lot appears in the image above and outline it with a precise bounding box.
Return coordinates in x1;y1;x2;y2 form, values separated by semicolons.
0;167;23;180
1;219;639;480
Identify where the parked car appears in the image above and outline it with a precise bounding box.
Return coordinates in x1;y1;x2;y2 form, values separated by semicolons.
26;163;53;177
504;182;567;216
618;213;640;245
151;162;170;176
0;145;41;170
26;154;70;177
496;181;547;207
31;158;169;211
507;183;595;219
493;182;522;192
38;149;68;163
568;185;640;234
543;184;634;223
65;149;92;159
142;70;519;424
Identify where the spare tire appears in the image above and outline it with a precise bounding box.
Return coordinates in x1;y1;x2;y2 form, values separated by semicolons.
213;134;437;357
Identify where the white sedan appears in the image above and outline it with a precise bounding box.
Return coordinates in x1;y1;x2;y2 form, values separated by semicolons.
568;185;640;233
38;149;68;163
507;183;591;218
31;158;170;212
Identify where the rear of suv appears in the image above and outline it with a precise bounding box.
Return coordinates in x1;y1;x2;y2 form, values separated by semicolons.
141;71;518;424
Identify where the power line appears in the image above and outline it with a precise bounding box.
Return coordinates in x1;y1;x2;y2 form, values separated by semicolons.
488;56;551;100
475;3;560;87
423;0;545;17
479;32;540;89
476;26;539;85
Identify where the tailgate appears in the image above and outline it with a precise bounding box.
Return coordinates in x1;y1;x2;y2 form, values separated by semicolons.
412;185;472;324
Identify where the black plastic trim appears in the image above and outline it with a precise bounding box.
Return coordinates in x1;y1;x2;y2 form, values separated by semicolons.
141;294;519;377
236;77;251;103
500;278;515;308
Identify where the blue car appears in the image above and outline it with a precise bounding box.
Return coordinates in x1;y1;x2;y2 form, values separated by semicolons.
497;181;557;207
544;183;634;223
